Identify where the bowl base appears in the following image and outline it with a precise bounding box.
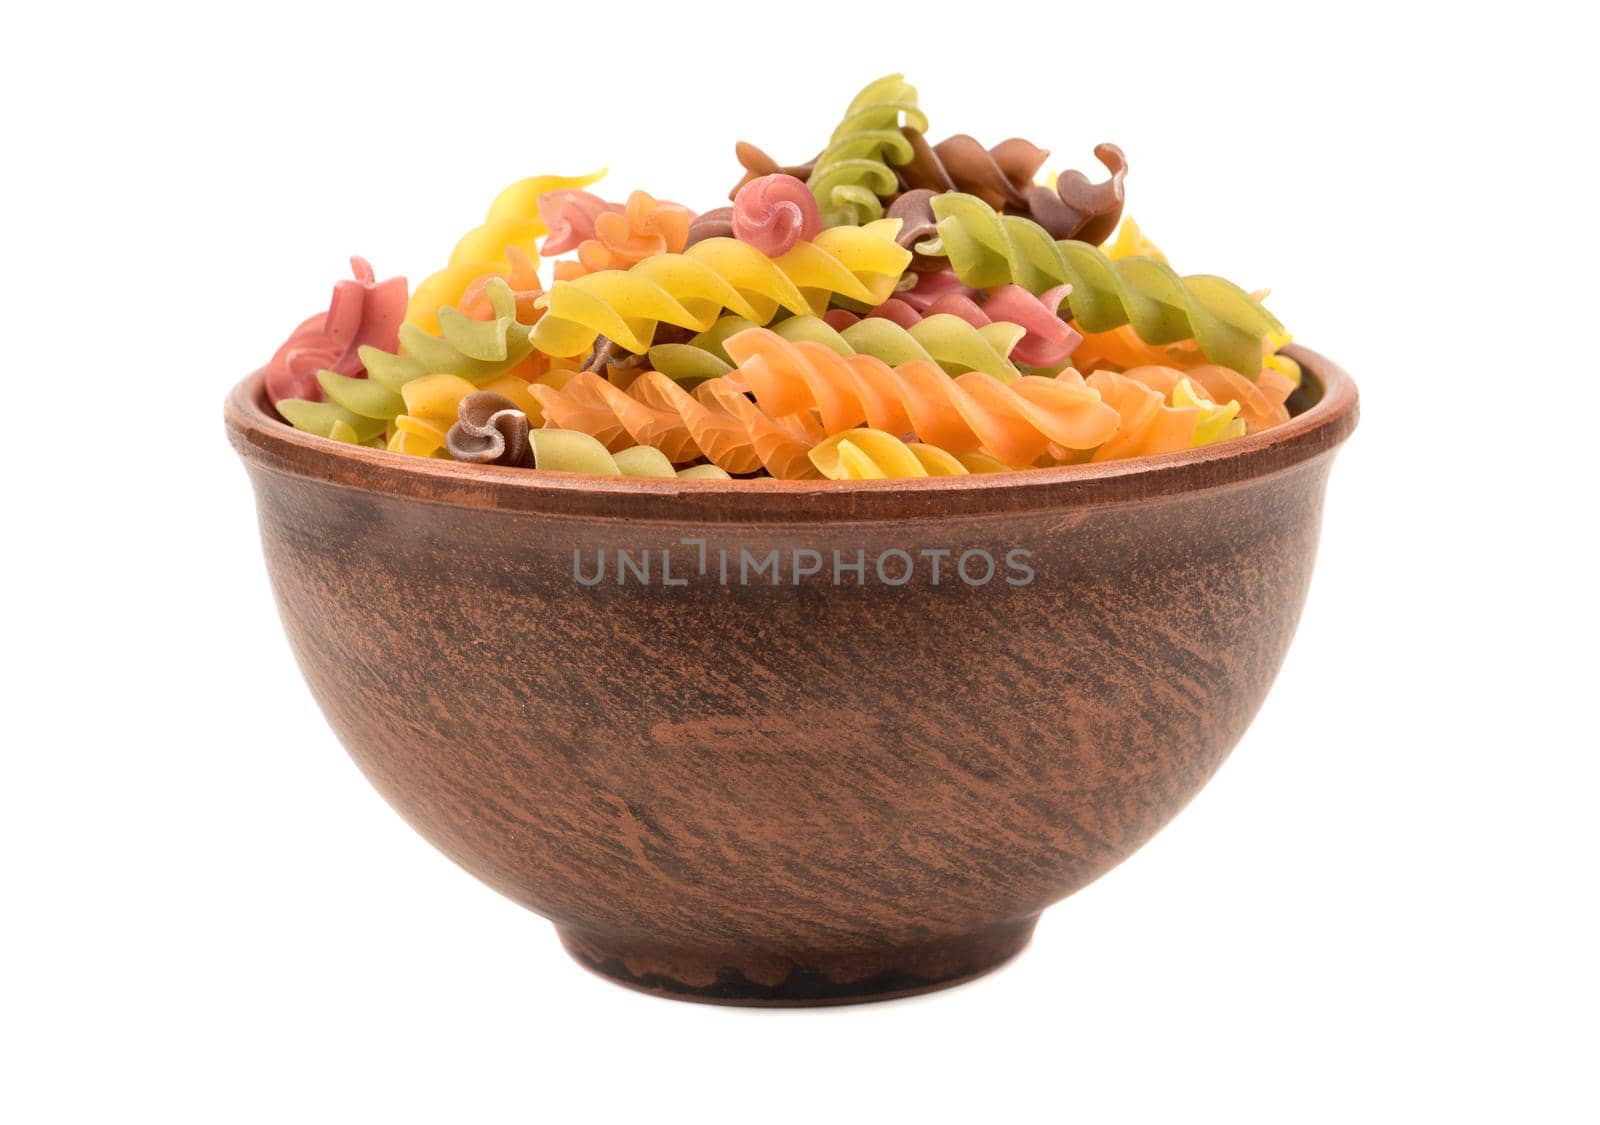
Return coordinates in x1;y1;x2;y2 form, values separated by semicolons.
555;918;1037;1007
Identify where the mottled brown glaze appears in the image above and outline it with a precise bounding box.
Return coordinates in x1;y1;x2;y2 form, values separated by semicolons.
226;348;1357;1006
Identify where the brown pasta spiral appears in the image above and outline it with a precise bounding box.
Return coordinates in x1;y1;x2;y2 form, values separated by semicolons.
731;131;1128;246
894;131;1049;210
684;206;734;247
900;135;1127;244
445;392;533;466
1018;143;1128;245
729;141;818;198
885;189;943;271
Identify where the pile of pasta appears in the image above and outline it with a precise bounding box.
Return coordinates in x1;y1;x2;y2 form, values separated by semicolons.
264;75;1299;481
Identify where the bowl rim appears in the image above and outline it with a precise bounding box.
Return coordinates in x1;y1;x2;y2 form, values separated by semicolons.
226;344;1358;521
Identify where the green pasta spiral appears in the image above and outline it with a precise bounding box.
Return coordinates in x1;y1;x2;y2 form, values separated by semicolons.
808;74;929;229
282;280;538;440
647;313;1024;384
924;193;1283;376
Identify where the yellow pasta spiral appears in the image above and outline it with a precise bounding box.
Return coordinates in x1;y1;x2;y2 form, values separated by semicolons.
529;220;911;357
385;371;548;459
406;170;605;335
808;430;1008;479
528;430;731;479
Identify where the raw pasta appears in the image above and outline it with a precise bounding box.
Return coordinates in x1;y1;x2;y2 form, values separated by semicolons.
644;312;1025;383
264;257;407;406
731;175;821;258
529;221;911;357
531;368;814;478
723;327;1119;465
261;74;1303;479
542;190;694;279
807;74;928;228
895;132;1047;210
443;390;729;478
529;326;1120;474
533;427;731;478
808;429;1000;479
405;170;604;335
1085;370;1244;461
281;280;541;440
923;192;1281;376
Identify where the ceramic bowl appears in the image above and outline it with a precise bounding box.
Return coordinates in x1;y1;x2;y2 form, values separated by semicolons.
226;347;1357;1005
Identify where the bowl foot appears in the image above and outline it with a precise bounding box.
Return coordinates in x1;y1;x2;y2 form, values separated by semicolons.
555;918;1037;1007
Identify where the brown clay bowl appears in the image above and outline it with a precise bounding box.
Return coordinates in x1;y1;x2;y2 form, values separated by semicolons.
226;346;1357;1006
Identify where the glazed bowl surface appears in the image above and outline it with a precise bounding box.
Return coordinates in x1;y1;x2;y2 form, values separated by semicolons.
226;347;1357;1005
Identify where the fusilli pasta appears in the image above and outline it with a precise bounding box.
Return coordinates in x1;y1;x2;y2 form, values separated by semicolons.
807;74;928;228
543;190;693;280
923;192;1281;376
808;429;1002;479
283;281;540;441
528;221;911;357
1086;369;1243;461
405;170;604;335
723;328;1118;465
644;312;1025;383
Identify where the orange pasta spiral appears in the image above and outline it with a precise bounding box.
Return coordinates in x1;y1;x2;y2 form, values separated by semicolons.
1086;369;1244;461
529;369;825;479
1073;329;1294;433
551;191;693;280
722;328;1119;467
528;327;1122;477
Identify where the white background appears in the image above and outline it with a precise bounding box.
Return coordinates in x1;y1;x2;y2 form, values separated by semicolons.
5;2;1596;1121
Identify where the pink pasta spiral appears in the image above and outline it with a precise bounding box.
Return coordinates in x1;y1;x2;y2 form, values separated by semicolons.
824;282;1081;369
897;269;979;312
731;174;821;258
537;190;617;255
979;285;1080;367
263;256;406;406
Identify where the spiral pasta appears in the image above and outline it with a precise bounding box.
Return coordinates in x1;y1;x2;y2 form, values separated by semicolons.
895;132;1047;210
530;327;1119;475
405;170;605;335
1073;322;1300;403
807;74;929;228
830;282;1080;371
808;430;1003;479
530;369;822;478
529;220;911;357
1085;369;1243;461
529;424;732;478
899;137;1127;243
1091;218;1300;388
644;312;1025;384
274;399;389;445
435;390;729;478
386;371;549;459
731;175;822;258
730;140;818;197
723;328;1119;466
265;257;408;406
264;76;1301;475
288;281;539;441
546;190;694;280
834;315;1025;382
1133;363;1290;434
922;192;1281;376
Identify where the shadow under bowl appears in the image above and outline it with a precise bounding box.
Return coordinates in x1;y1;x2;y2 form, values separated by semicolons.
226;346;1358;1006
